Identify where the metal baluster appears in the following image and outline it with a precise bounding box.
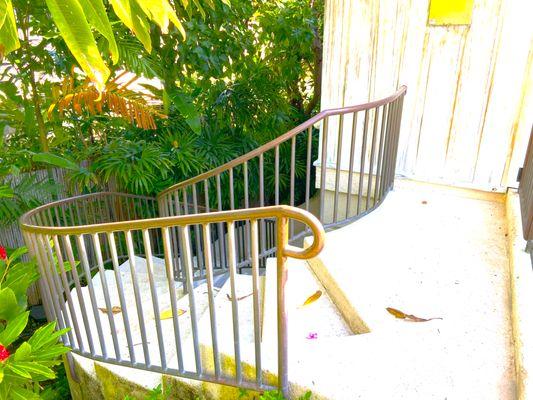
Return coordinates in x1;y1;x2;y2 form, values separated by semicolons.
366;107;380;210
276;216;289;396
259;154;265;266
192;184;205;277
382;100;396;194
107;232;136;363
53;235;83;351
244;162;251;265
201;223;221;378
346;113;358;218
63;235;96;355
125;230;150;366
142;229;167;369
374;104;388;205
76;234;107;357
389;96;405;189
92;233;121;360
305;126;313;212
41;236;72;345
357;110;369;215
179;225;202;374
161;227;184;372
172;192;183;282
275;146;280;205
226;221;242;382
216;174;226;270
333;114;344;223
28;234;56;323
250;220;262;384
319;117;329;221
290;136;296;237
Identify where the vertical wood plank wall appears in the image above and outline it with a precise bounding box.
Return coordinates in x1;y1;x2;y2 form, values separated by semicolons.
321;0;533;191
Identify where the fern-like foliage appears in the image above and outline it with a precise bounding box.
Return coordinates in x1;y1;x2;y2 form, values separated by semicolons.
0;174;59;226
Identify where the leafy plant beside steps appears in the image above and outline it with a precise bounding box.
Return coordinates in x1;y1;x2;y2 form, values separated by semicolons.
0;245;70;399
124;384;313;400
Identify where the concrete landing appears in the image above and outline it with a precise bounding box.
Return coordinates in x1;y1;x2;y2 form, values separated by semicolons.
305;181;515;399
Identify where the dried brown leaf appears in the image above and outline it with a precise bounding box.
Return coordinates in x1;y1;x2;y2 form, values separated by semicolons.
301;290;322;307
99;306;122;314
226;293;253;302
386;307;442;322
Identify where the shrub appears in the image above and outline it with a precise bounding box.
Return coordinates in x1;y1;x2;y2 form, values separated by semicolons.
0;245;70;399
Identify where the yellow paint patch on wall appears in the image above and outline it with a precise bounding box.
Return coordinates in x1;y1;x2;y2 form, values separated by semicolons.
428;0;474;25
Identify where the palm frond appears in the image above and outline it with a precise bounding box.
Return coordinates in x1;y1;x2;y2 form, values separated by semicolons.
48;73;166;130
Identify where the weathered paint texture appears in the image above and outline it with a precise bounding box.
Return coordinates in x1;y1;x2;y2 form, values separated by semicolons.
321;0;533;191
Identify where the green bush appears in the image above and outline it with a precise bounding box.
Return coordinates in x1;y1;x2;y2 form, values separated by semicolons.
0;245;70;399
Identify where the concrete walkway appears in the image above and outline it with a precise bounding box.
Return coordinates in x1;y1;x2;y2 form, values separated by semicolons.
304;180;515;399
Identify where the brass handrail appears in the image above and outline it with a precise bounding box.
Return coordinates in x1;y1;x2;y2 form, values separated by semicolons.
157;86;407;198
19;86;406;397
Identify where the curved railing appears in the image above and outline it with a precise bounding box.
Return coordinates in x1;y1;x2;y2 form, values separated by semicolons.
20;87;406;396
21;202;324;394
158;87;406;278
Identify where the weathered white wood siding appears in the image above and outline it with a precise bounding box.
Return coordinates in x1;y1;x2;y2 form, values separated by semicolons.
321;0;533;191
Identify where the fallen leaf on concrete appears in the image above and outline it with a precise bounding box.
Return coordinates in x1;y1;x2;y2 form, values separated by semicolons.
386;307;442;322
226;293;253;301
301;290;322;307
159;308;186;320
98;306;122;314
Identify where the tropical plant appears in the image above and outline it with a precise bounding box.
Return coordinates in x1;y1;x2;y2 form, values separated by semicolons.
0;169;59;226
0;245;70;399
1;0;230;91
48;71;166;130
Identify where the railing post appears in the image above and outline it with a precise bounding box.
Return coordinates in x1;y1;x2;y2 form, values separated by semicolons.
276;216;289;396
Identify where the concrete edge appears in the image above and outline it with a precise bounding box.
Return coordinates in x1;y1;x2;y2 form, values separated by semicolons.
303;237;370;335
505;189;533;400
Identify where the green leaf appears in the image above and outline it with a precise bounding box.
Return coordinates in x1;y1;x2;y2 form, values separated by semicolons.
0;311;29;346
13;342;31;361
7;246;27;262
9;361;56;380
32;345;70;360
9;386;39;400
0;287;20;321
168;89;201;134
0;185;14;199
0;0;20;58
45;0;110;90
6;363;32;379
135;0;186;38
77;0;119;64
27;322;69;351
109;0;152;52
32;152;79;170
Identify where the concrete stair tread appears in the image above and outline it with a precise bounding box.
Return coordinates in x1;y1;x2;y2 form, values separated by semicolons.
263;258;351;351
68;256;223;393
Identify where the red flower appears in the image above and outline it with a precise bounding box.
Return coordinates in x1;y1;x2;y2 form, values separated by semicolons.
0;344;9;362
0;246;6;260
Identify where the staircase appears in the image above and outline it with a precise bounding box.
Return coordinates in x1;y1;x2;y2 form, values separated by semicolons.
64;254;352;399
20;88;408;399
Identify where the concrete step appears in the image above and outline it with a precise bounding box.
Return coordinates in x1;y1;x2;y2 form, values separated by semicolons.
262;258;351;353
66;256;224;399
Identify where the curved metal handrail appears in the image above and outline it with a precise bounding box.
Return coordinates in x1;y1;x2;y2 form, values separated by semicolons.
21;205;324;257
158;86;406;199
19;86;406;397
